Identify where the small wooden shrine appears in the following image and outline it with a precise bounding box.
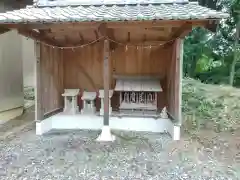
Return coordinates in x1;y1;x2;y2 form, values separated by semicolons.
0;0;228;140
114;76;162;115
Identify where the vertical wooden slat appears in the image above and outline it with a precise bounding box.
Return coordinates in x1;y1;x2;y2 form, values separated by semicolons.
175;38;183;125
38;45;64;115
34;41;44;121
60;49;64;106
103;39;110;126
179;38;183;125
167;42;176;117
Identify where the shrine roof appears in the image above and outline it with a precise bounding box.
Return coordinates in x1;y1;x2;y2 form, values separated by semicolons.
34;0;190;7
115;78;162;92
0;0;228;23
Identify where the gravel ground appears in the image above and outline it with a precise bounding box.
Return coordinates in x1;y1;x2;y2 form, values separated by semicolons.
0;125;239;180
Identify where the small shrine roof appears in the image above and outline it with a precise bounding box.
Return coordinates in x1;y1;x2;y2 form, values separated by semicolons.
81;91;97;100
115;78;162;92
62;89;80;96
0;0;228;23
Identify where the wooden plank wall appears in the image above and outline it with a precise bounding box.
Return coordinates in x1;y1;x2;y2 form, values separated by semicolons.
62;41;172;110
63;41;104;91
166;39;181;120
113;45;171;77
40;44;64;114
113;44;172;110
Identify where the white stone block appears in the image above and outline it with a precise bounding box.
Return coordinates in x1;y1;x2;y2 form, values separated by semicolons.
81;107;96;115
71;106;79;114
99;90;113;98
173;126;180;140
81;91;97;115
62;89;80;114
62;89;79;96
100;107;112;116
36;122;42;135
96;126;116;142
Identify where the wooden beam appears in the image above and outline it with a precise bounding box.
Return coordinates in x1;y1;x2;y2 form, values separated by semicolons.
107;28;117;50
3;23;53;30
143;28;168;36
175;38;183;125
98;23;107;37
39;29;60;45
56;22;100;31
205;20;218;32
107;28;115;40
103;39;110;126
1;19;208;32
163;27;173;35
18;29;59;46
106;20;207;29
64;35;69;44
50;24;169;33
50;27;169;41
168;22;193;39
145;27;165;32
161;23;192;48
94;30;99;39
127;32;130;42
78;32;84;43
112;28;168;38
34;41;44;122
124;41;167;46
143;34;147;42
47;20;207;33
33;39;168;47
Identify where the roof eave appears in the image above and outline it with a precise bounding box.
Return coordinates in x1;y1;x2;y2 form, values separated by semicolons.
0;17;229;25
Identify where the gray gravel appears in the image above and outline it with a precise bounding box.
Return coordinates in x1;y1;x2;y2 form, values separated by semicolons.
0;126;239;180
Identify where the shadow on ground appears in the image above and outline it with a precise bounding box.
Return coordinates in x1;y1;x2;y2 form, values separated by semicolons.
0;106;34;136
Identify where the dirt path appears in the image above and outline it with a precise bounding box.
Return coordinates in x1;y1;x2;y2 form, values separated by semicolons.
0;106;34;138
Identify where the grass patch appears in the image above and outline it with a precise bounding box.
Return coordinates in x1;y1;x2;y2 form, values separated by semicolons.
182;78;240;133
24;87;34;100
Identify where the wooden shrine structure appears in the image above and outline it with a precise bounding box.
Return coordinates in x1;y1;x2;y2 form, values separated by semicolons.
0;0;228;140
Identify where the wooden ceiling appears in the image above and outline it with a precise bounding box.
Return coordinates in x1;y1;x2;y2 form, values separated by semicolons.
4;20;210;47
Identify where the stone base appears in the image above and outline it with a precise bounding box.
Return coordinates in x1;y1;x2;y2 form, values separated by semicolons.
36;122;43;135
36;119;52;135
96;126;116;142
173;125;180;140
37;113;180;140
99;107;112;116
81;107;96;115
63;106;79;114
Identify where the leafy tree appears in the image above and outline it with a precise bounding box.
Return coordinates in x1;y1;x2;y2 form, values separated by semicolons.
184;0;239;86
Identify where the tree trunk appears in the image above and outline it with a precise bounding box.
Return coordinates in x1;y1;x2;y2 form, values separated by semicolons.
189;54;199;78
229;21;239;86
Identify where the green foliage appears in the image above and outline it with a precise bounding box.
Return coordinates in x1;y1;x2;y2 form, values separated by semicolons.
182;78;240;133
195;54;215;73
184;0;239;86
24;87;34;100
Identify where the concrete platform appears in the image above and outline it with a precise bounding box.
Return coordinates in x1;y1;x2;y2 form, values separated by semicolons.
36;112;180;140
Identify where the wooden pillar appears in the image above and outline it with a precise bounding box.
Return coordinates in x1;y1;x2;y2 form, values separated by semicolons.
34;41;44;121
175;38;183;125
103;39;110;126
